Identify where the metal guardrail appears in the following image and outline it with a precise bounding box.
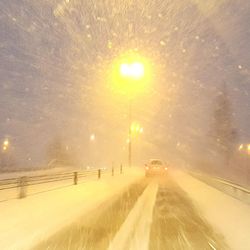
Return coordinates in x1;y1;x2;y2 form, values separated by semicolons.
189;171;250;193
210;176;250;194
0;164;124;200
188;170;250;204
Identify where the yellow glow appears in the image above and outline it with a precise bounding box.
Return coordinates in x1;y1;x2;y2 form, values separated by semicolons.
120;62;145;79
3;145;7;151
90;134;95;141
120;64;130;77
110;51;152;96
238;144;243;151
248;144;250;155
131;124;134;132
136;124;140;132
130;122;143;136
3;139;9;147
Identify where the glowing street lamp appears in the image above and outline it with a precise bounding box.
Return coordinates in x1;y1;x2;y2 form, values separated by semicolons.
119;61;145;167
3;139;9;147
120;62;145;80
130;122;143;136
90;134;96;142
2;139;9;152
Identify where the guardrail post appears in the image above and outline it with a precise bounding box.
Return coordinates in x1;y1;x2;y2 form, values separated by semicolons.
19;176;27;199
98;169;101;179
74;172;78;185
120;164;123;174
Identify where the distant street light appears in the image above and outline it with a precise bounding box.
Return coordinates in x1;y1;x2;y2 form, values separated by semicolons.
1;138;10;168
3;139;9;147
2;139;9;152
90;134;96;142
140;127;144;134
238;143;250;184
130;122;143;136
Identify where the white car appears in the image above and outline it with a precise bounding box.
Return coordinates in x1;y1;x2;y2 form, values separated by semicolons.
145;159;168;177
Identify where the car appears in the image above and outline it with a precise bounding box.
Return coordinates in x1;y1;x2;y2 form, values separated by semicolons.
145;159;168;177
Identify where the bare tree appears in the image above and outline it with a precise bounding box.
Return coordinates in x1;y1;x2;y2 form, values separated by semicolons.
210;83;237;167
46;136;72;167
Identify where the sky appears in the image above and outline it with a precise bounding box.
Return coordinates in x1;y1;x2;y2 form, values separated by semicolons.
0;0;249;168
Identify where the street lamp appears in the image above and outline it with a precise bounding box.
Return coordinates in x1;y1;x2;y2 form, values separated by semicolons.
119;62;145;167
1;138;10;168
120;62;145;79
90;134;96;142
238;144;244;151
2;139;9;152
238;143;250;184
3;139;9;147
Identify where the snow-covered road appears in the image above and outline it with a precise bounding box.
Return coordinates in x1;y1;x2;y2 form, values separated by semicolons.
1;168;249;250
33;173;230;250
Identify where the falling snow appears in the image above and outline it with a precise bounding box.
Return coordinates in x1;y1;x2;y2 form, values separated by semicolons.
0;1;249;182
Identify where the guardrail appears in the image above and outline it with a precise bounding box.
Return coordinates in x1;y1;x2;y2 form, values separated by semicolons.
0;164;124;201
210;176;250;194
188;171;250;204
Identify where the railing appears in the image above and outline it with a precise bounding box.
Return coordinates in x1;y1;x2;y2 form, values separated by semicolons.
188;170;250;204
0;165;124;201
210;176;250;194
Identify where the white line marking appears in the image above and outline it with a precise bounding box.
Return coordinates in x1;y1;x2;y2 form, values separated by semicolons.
108;182;158;250
208;241;217;250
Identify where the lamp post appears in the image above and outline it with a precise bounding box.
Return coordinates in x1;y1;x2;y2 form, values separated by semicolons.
119;62;145;167
128;100;132;167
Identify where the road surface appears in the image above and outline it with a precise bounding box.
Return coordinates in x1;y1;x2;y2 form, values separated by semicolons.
34;174;228;250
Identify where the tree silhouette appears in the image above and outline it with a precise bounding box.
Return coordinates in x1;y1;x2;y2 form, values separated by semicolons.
210;84;237;166
47;136;71;166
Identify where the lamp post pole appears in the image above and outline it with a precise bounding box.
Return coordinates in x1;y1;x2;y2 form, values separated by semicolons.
119;61;145;167
128;99;132;167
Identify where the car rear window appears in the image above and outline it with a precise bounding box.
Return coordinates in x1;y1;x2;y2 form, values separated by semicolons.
151;160;163;165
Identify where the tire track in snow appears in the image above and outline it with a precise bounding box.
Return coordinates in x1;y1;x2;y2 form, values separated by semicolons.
149;177;228;250
33;180;147;250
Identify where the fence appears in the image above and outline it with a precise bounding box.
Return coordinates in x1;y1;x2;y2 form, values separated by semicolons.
0;164;124;201
189;171;250;204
